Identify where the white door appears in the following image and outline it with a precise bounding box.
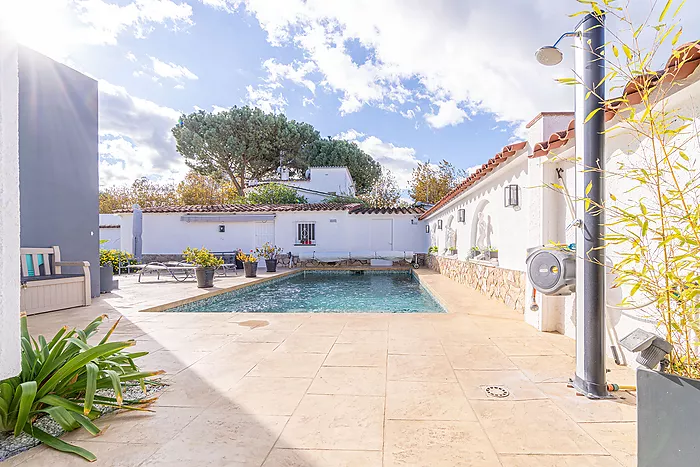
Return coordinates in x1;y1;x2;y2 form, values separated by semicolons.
370;219;393;251
254;221;275;262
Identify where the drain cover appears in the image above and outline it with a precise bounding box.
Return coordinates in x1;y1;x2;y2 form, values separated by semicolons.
484;385;510;398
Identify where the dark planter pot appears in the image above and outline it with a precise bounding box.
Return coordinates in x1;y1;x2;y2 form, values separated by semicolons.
243;262;258;278
99;264;114;293
195;267;215;288
265;259;277;272
638;367;700;467
490;251;498;259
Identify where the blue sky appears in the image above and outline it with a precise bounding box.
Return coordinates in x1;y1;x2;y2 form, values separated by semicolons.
6;0;697;189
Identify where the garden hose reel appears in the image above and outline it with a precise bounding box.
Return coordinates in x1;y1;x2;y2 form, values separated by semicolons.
526;247;576;296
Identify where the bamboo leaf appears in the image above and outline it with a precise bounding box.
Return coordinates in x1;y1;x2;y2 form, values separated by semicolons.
612;44;619;57
622;44;633;60
585;107;602;123
585;181;593;195
659;0;672;22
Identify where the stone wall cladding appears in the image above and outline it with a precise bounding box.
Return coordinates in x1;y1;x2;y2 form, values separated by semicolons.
426;254;526;312
277;256;409;269
142;254;183;263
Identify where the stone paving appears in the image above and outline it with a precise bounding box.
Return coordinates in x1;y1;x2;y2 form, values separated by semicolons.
9;268;637;466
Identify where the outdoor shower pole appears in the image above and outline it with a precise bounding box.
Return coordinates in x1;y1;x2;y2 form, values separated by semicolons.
573;13;608;399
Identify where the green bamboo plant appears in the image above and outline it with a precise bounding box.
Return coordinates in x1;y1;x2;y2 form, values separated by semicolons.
0;314;163;461
558;0;700;378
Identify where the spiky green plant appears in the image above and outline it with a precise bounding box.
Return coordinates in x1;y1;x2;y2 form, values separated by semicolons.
0;314;163;461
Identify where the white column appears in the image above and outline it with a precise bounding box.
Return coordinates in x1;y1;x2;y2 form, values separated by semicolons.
0;32;21;380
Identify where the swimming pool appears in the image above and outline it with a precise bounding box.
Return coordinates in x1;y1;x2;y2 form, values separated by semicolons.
168;270;445;313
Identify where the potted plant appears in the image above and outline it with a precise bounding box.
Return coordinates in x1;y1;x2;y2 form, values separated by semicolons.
428;246;438;254
448;247;458;256
255;243;283;272
183;247;223;288
488;247;498;260
469;246;480;259
237;250;259;278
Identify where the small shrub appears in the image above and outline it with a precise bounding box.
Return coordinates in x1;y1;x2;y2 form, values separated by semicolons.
255;243;283;260
236;250;259;263
0;314;162;461
99;249;136;274
182;247;224;268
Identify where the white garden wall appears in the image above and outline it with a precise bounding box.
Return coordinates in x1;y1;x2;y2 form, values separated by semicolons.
0;33;21;379
99;213;121;249
117;209;426;258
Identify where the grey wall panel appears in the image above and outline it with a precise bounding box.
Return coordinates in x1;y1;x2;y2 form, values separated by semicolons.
18;47;100;297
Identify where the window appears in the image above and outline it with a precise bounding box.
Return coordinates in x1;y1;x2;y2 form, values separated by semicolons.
296;222;316;245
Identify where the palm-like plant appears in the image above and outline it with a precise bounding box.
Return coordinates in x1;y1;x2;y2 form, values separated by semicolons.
0;314;163;461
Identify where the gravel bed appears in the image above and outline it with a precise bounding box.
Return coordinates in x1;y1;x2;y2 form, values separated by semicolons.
0;381;165;462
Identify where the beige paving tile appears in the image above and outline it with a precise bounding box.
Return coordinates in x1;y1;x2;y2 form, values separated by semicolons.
196;341;278;366
388;337;445;355
470;317;540;338
492;337;566;356
384;420;501;466
142;413;287;466
436;330;492;346
510;355;575;383
182;360;253;392
155;365;232;408
537;383;637;423
308;366;386;396
388;321;439;340
138;349;210;377
236;329;295;343
215;376;312;415
262;449;383;467
387;354;456;382
444;344;517;370
295;320;347;336
19;441;160;467
499;454;623;466
343;316;390;331
325;342;387;367
64;406;202;444
581;422;637;467
336;330;388;344
456;370;548;401
386;381;476;421
275;335;337;353
471;399;608;455
250;352;326;378
278;394;384;451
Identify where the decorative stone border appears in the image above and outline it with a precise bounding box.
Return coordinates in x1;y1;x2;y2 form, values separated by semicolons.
426;254;526;312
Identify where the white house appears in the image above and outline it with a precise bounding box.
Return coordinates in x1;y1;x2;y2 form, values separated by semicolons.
116;203;426;262
246;166;355;203
421;43;700;367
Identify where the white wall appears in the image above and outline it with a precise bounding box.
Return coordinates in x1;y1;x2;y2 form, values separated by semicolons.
99;213;121;249
0;33;21;379
118;210;426;257
424;155;531;272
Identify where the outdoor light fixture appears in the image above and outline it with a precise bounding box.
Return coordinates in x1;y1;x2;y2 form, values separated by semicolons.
504;185;519;208
537;13;608;399
425;225;430;233
458;209;465;223
620;329;673;370
218;225;225;233
437;220;442;230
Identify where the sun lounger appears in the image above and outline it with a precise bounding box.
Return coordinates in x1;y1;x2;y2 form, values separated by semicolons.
137;262;197;282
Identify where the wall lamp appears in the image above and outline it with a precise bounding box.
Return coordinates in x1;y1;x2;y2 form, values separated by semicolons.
458;209;465;223
620;329;673;371
425;224;430;233
437;220;442;230
504;184;519;208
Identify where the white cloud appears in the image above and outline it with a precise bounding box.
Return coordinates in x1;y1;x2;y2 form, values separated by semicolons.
125;51;137;62
150;56;198;80
263;58;317;93
245;85;288;113
98;80;185;186
3;0;193;61
211;0;700;128
424;100;468;129
336;129;421;188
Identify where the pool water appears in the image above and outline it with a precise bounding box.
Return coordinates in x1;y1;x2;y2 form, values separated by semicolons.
169;271;445;313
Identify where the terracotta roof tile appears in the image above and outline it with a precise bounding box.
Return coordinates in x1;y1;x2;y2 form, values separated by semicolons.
349;206;425;215
531;41;700;159
419;141;528;220
113;203;358;214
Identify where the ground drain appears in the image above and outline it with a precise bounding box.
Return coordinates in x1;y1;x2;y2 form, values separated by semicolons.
484;385;510;398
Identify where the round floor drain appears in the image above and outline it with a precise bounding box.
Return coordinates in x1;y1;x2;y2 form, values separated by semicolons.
485;385;510;398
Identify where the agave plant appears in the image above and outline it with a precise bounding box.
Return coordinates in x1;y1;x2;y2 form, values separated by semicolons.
0;314;163;461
